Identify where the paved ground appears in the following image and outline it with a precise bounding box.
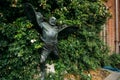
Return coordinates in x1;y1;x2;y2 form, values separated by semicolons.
104;70;120;80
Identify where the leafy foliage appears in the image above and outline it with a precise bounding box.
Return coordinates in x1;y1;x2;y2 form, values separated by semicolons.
0;0;110;80
0;17;42;80
109;54;120;68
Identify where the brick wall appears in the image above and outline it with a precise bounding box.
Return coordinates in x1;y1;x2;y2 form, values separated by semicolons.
105;0;116;54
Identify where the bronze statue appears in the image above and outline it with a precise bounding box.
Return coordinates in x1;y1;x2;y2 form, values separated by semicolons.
24;3;70;80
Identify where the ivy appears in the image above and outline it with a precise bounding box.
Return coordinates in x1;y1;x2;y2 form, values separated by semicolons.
0;0;110;80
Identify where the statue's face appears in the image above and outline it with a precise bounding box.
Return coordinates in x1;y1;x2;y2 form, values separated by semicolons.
49;17;56;26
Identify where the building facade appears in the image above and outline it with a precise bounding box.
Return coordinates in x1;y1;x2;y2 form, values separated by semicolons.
102;0;120;54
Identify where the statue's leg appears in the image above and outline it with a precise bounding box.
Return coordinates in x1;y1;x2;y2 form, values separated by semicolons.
52;45;59;60
40;48;50;80
40;48;50;63
40;62;46;80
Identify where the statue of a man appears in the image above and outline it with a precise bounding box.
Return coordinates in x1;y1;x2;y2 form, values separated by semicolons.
24;3;68;80
39;16;68;63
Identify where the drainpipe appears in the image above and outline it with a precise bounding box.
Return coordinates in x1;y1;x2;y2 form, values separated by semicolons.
115;0;119;54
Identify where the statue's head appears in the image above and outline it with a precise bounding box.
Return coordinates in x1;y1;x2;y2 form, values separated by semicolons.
49;17;56;26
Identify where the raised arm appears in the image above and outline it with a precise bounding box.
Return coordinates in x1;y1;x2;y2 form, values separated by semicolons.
58;24;70;32
24;3;44;27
